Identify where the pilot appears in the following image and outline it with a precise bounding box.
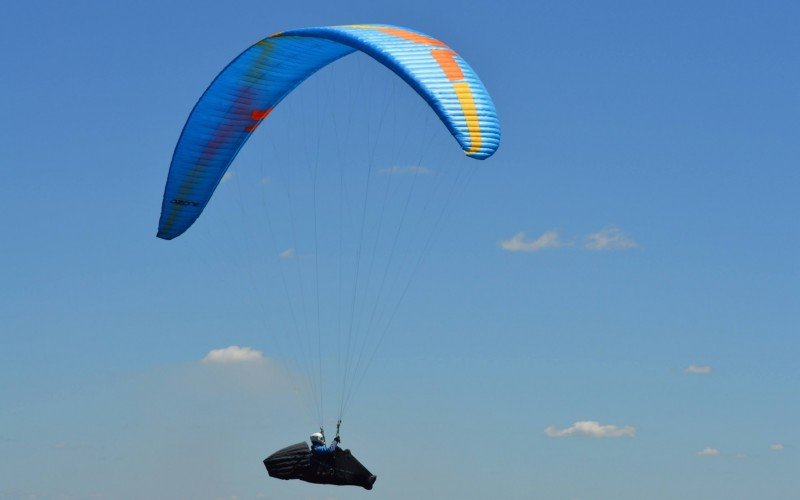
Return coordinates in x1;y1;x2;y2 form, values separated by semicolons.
310;431;340;455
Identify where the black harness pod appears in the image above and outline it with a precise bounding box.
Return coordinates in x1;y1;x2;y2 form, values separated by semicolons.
263;442;377;490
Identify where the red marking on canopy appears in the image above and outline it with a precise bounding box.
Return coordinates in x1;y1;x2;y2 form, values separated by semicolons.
251;108;273;120
245;107;274;132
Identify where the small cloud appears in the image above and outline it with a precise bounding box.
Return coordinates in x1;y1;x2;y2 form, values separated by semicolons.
278;248;295;259
501;231;563;252
585;226;637;251
770;443;784;451
259;177;271;185
202;346;264;364
544;420;636;438
53;442;68;449
696;447;720;456
684;364;712;375
221;171;234;184
380;166;431;175
734;452;747;459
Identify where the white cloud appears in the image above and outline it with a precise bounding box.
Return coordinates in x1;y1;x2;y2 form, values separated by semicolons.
278;248;295;259
585;226;637;251
684;364;712;375
501;231;563;252
380;166;431;175
259;177;271;185
734;452;747;459
696;447;720;456
544;420;636;438
221;171;234;184
201;346;264;364
770;443;784;451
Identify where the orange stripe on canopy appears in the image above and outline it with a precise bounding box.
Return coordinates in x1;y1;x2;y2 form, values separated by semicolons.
375;27;446;46
430;49;464;81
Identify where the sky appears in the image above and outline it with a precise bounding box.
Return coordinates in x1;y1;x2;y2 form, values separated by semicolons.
1;1;799;499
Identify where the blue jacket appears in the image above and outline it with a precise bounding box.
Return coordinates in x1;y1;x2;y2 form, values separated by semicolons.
311;440;338;455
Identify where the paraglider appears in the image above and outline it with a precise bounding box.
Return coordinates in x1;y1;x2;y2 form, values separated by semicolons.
157;23;499;490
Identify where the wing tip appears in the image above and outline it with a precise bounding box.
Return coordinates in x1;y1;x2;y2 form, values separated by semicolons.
465;146;499;160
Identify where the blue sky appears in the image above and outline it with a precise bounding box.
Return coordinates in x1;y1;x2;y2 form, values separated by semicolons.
1;1;798;499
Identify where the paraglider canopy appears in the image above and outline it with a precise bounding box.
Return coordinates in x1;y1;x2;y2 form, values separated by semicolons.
157;24;499;240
